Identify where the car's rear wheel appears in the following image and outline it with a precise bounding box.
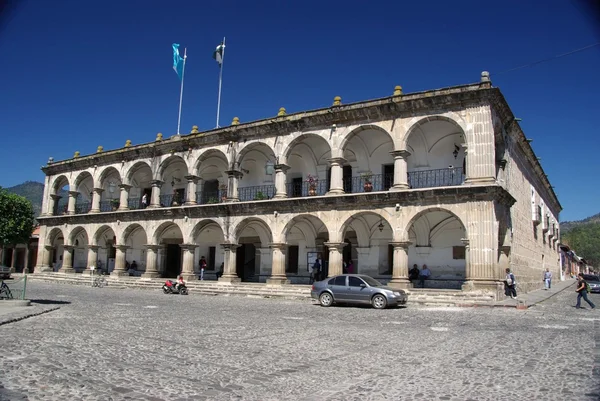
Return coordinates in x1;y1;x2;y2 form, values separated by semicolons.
319;292;333;307
372;294;387;309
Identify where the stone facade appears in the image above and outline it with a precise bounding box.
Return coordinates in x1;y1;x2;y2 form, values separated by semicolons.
34;72;561;299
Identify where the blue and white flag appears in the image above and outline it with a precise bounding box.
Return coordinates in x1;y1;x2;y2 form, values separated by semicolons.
172;43;184;80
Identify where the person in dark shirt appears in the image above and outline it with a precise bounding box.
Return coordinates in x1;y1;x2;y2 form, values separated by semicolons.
575;273;596;309
408;264;420;283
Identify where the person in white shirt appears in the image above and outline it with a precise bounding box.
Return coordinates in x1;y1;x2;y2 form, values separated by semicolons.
543;268;552;290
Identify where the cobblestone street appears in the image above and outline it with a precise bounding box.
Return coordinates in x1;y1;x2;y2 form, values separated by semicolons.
0;282;598;401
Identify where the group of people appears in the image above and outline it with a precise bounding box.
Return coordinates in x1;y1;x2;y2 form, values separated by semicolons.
408;264;431;288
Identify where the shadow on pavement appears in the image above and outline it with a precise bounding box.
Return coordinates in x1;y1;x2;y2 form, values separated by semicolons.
30;299;71;305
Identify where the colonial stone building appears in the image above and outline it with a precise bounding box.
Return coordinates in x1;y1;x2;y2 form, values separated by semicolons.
34;72;561;298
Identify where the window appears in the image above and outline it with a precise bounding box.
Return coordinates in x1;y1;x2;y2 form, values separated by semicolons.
453;246;465;260
328;278;336;285
333;276;346;286
348;276;364;287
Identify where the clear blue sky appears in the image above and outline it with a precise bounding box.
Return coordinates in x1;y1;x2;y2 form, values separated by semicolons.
0;0;598;221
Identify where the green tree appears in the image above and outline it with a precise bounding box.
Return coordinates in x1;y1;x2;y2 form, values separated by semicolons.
562;222;600;267
0;187;35;248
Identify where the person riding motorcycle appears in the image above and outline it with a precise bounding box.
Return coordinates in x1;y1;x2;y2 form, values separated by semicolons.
176;275;185;291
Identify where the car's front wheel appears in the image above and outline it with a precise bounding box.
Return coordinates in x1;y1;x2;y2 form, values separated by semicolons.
319;292;334;307
372;294;387;309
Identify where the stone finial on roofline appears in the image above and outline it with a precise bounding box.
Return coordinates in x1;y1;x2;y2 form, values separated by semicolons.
393;86;403;96
155;133;163;141
191;125;199;134
332;96;342;106
232;117;240;125
481;71;490;83
96;146;103;153
278;107;286;116
124;139;132;147
73;151;80;158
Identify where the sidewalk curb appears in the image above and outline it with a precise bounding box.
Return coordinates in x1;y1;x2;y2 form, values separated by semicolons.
0;306;60;326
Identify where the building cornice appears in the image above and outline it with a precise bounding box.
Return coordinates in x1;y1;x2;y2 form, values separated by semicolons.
41;82;490;176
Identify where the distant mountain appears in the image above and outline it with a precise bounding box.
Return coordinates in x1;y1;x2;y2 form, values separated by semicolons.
561;212;600;233
4;181;44;217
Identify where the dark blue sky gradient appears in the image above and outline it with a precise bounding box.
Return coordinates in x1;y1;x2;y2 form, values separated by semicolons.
0;0;598;220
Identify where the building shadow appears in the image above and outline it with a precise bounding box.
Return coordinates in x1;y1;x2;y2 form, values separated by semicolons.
30;299;71;305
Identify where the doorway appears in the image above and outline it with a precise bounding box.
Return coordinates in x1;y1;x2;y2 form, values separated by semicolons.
236;244;256;281
165;244;181;278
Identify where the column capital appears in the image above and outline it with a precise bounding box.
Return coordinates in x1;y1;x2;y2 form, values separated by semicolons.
327;157;347;165
179;243;197;251
50;194;62;200
184;175;199;183
118;184;132;190
323;242;347;251
390;149;411;159
221;243;240;250
225;170;244;178
274;164;290;172
269;242;287;250
63;245;74;251
93;187;104;193
390;241;412;249
68;190;79;197
87;245;100;251
150;180;164;188
44;244;54;251
115;245;129;251
144;244;160;251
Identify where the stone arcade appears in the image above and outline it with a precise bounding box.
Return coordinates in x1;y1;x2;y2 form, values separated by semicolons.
34;73;561;299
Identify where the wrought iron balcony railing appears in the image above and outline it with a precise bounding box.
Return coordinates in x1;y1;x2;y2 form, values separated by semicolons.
195;190;226;205
238;185;276;201
74;202;91;214
408;167;464;189
286;180;329;197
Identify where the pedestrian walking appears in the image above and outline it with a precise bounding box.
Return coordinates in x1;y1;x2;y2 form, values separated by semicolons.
575;273;596;309
313;257;322;281
141;193;148;208
504;268;517;299
199;256;207;281
543;268;552;290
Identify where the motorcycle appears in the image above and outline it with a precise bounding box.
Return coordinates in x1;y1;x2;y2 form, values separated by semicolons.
162;280;189;295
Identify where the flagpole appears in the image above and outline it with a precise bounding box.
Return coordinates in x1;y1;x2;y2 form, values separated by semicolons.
216;37;225;128
177;47;187;135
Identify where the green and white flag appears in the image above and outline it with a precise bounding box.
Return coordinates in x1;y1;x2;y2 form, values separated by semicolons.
213;42;225;65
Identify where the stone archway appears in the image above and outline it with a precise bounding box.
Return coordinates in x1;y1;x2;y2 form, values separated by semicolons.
73;172;93;214
234;217;273;282
190;219;225;280
236;142;277;201
66;226;89;272
42;227;64;271
49;175;70;216
122;223;148;275
195;149;229;204
92;225;117;274
282;134;332;197
153;222;184;278
282;214;329;281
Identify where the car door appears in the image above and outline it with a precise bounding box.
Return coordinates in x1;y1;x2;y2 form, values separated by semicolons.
329;276;349;301
348;276;370;303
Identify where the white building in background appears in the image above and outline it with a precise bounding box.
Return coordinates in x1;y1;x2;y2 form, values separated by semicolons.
35;72;561;298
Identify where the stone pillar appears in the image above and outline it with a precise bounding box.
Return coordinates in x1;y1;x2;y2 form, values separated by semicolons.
48;194;61;216
389;150;410;191
148;180;163;208
24;245;30;273
225;170;243;202
180;244;197;281
219;243;241;283
67;191;79;215
324;242;346;277
184;175;199;205
111;245;129;276
273;164;290;199
118;184;132;211
142;245;160;278
38;245;53;272
60;245;74;273
464;105;496;184
388;241;413;289
90;188;103;213
10;247;17;273
326;157;346;195
81;245;99;275
267;243;289;285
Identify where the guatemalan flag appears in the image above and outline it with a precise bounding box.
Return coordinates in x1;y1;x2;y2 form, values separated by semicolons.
172;43;184;80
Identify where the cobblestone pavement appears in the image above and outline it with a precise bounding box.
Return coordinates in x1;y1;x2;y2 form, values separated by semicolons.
0;282;598;401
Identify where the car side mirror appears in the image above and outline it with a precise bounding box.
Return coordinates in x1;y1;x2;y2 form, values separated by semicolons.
360;283;366;288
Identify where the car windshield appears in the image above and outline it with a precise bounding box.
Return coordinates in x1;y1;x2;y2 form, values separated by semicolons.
583;275;599;282
360;275;383;287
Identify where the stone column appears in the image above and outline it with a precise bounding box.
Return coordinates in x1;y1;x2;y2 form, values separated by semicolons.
389;150;410;191
326;157;346;195
10;247;17;273
48;194;61;216
82;245;99;275
180;244;197;281
38;245;53;272
60;245;74;273
267;243;289;285
273;164;290;199
464;105;496;184
118;184;132;211
184;175;199;205
90;188;103;213
388;241;413;289
67;191;79;215
142;245;160;278
23;245;30;273
225;170;243;202
324;242;346;277
111;245;129;276
148;180;163;208
219;243;241;283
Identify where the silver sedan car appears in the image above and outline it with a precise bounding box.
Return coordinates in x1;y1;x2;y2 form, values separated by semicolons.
311;274;408;309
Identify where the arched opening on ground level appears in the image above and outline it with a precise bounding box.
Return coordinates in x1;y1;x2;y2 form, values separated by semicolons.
122;224;148;275
154;222;184;278
405;117;466;189
283;214;329;282
45;227;64;271
235;218;273;282
339;212;394;277
191;220;225;280
406;209;466;289
93;225;117;274
68;226;89;272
